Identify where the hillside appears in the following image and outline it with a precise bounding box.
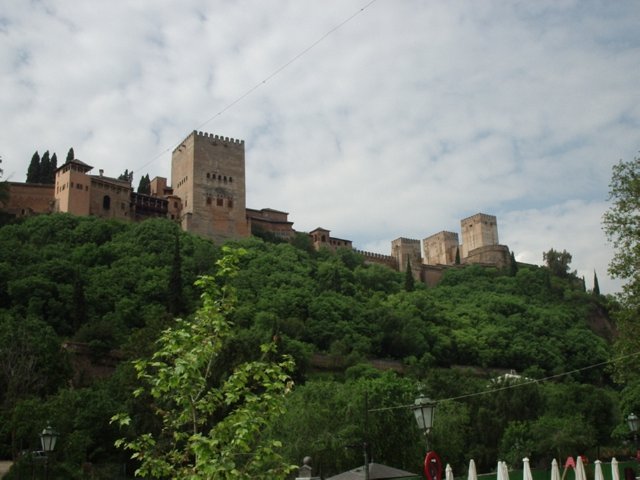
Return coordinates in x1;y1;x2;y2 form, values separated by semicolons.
0;214;622;478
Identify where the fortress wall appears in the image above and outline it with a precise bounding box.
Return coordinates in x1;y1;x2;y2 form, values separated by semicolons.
463;244;510;269
3;182;55;217
356;249;398;269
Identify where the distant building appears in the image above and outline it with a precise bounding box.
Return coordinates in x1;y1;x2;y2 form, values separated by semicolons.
1;130;512;285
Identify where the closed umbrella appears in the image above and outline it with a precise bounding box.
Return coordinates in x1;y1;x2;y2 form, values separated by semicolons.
575;457;586;480
594;460;604;480
446;464;454;480
499;461;510;480
468;459;478;480
497;462;505;480
551;459;561;480
523;458;533;480
611;458;620;480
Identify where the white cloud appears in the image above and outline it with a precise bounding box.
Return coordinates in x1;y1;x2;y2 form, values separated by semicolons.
1;0;639;294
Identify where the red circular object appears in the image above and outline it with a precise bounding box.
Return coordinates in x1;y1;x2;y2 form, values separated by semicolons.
424;451;442;480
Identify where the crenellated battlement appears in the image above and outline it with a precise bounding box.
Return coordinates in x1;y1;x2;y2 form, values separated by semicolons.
355;249;398;268
172;130;245;153
392;237;420;244
194;130;244;145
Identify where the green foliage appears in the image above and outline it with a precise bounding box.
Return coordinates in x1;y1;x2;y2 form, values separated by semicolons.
137;173;151;194
0;214;622;476
113;248;296;479
543;248;576;278
25;150;56;184
603;155;640;399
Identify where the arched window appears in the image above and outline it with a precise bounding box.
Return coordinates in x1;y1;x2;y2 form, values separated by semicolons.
103;195;111;210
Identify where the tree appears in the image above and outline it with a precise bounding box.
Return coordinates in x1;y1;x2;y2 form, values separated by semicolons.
137;174;151;194
118;169;133;183
593;270;600;295
66;147;75;163
0;156;8;204
49;152;58;183
26;151;40;183
404;258;415;292
543;248;575;278
603;155;640;386
112;247;295;479
509;251;518;276
40;151;51;184
603;155;640;304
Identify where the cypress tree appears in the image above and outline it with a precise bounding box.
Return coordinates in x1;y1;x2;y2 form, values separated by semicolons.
48;153;57;183
40;151;51;184
593;270;601;296
404;258;415;292
509;251;518;276
26;151;40;183
455;246;461;265
138;174;151;194
66;147;75;163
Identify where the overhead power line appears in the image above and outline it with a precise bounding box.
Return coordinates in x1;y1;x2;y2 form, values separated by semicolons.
135;0;379;173
368;350;640;413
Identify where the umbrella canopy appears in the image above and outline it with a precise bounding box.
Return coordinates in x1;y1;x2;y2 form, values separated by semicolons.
446;464;454;480
523;458;533;480
551;459;561;480
497;461;510;480
575;457;587;480
594;460;604;480
611;458;620;480
326;462;418;480
468;459;478;480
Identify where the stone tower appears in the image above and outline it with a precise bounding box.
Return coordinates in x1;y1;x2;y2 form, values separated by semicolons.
391;237;422;272
171;131;249;242
423;231;459;265
54;159;93;216
460;213;498;258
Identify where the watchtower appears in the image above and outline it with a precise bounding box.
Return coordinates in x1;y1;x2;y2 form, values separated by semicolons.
460;213;499;258
391;237;422;272
171;131;249;242
423;231;459;265
54;159;93;216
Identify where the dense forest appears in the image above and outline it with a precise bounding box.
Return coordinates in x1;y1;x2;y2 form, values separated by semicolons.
0;212;632;479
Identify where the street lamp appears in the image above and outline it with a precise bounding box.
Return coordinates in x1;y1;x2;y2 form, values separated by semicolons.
628;413;639;460
412;395;436;445
39;424;58;480
412;395;442;480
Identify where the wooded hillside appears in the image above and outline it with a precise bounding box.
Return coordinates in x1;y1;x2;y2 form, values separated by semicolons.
0;214;624;478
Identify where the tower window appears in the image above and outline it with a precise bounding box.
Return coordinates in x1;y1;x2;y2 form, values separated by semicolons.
103;195;111;210
228;199;233;208
206;197;212;205
216;198;223;206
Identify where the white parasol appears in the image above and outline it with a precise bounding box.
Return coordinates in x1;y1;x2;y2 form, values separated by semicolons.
523;458;533;480
575;456;587;480
551;459;561;480
594;460;604;480
611;458;620;480
468;459;478;480
446;463;455;480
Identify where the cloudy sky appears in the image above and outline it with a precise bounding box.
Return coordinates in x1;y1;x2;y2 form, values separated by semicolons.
2;1;639;294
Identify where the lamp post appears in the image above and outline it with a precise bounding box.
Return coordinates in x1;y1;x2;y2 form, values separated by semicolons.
412;395;441;480
39;424;59;480
412;395;436;450
628;413;639;459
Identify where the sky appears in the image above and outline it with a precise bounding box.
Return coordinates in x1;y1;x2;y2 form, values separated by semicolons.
1;1;639;294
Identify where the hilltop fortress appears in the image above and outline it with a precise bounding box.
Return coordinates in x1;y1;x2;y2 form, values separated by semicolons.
2;130;511;284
